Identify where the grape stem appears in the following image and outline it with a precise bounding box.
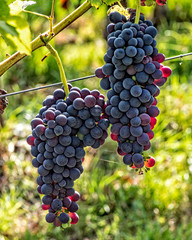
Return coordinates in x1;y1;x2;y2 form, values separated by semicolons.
46;44;69;97
135;0;141;24
49;0;56;35
0;0;92;77
23;10;50;19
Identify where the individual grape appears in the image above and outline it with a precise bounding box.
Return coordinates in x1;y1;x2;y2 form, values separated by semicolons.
59;213;70;224
41;184;53;195
43;160;54;170
56;102;67;112
132;153;143;165
109;11;122;23
118;101;130;112
51;199;63;211
56;155;68;166
114;37;125;48
102;63;114;76
114;48;125;59
27;135;35;146
145;26;157;38
69;168;81;181
54;125;63;136
123;154;133;165
161;66;172;77
32;158;40;168
68;202;79;213
100;77;111;90
126;46;137;57
73;98;85;110
83;134;95;146
69;212;79;225
84;95;96;108
120;142;132;153
136;71;149;83
35;124;46;137
132;141;143;153
130;117;141;127
31;118;44;129
126;108;139;119
53;89;65;100
130;126;143;137
122;29;133;41
137;133;150;145
70;191;80;202
154;53;165;63
42;195;53;205
46;213;56;223
122;56;133;66
147;105;160;117
145;157;155;167
130;85;142;97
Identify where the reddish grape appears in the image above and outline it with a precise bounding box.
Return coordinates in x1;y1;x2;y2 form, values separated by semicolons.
161;66;172;78
45;110;55;120
153;53;165;63
27;135;35;146
117;147;126;156
156;0;167;6
147;130;154;140
145;157;155;167
111;133;118;141
54;217;62;227
42;204;50;210
69;212;79;225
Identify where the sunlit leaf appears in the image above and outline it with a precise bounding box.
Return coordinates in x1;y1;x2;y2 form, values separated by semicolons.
103;0;117;6
0;16;31;55
0;0;10;18
0;21;18;37
88;0;102;8
9;0;36;15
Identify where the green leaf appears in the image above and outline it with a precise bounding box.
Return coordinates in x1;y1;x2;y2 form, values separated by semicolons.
88;0;117;8
0;16;31;55
88;0;102;8
0;0;10;18
103;0;117;6
9;0;36;15
0;21;18;37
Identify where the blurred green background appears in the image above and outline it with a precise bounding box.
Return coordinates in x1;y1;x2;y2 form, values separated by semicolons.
0;0;192;239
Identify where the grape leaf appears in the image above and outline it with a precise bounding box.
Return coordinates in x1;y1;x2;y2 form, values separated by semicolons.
88;0;102;8
103;0;117;6
10;0;36;15
0;16;31;55
0;0;10;18
0;21;18;37
88;0;117;8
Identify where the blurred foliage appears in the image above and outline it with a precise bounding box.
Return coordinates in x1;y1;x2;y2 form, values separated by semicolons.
0;0;192;239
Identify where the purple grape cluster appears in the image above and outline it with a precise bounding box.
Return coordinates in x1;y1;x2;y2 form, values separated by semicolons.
96;11;167;170
27;84;108;226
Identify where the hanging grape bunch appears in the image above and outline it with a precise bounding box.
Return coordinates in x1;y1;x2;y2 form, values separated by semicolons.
27;84;109;227
0;89;8;114
96;11;172;173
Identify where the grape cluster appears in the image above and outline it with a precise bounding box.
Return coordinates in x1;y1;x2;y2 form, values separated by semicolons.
0;89;8;114
96;11;172;170
141;0;167;6
27;84;107;227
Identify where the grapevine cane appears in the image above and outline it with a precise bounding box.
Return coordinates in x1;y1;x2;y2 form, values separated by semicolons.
0;0;92;77
45;43;69;97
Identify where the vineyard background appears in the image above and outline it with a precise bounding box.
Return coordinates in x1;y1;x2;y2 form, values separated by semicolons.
0;0;192;239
